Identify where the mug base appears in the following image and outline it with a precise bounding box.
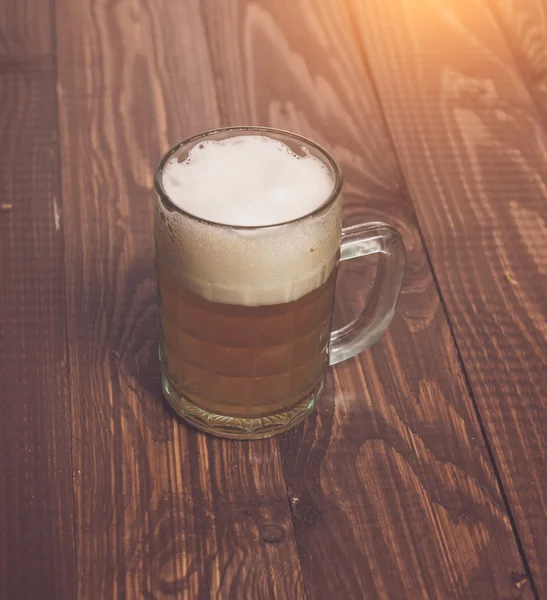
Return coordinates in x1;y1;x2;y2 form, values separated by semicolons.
161;371;325;440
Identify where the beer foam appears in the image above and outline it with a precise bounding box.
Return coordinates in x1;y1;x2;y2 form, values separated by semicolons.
161;135;334;226
156;134;341;306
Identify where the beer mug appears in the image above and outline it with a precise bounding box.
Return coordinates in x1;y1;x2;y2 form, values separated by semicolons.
154;127;405;439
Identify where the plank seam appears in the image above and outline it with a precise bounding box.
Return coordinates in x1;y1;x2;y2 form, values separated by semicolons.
48;0;79;593
197;0;229;125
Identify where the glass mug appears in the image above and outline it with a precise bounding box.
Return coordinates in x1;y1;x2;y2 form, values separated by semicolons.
154;127;405;439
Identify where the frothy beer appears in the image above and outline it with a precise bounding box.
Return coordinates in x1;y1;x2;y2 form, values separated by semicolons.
155;135;341;419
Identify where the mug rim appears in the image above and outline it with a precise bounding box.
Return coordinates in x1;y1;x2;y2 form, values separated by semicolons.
153;126;343;231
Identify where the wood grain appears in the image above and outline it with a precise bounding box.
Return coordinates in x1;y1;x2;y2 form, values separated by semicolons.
0;0;51;56
200;1;533;598
486;0;547;124
0;3;75;598
54;0;304;598
352;0;547;596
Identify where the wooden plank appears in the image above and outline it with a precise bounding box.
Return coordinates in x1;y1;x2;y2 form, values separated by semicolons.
0;0;51;56
485;0;547;123
0;4;76;598
353;0;547;597
200;1;535;598
54;0;305;598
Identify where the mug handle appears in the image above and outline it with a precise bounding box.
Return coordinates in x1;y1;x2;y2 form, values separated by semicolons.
329;222;406;366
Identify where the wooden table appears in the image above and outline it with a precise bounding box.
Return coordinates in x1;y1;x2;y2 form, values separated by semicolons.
1;1;546;598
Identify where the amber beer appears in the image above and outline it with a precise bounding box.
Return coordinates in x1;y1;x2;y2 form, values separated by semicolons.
154;127;406;439
157;266;337;418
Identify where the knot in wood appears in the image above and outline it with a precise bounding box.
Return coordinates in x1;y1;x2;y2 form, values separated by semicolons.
260;523;285;544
